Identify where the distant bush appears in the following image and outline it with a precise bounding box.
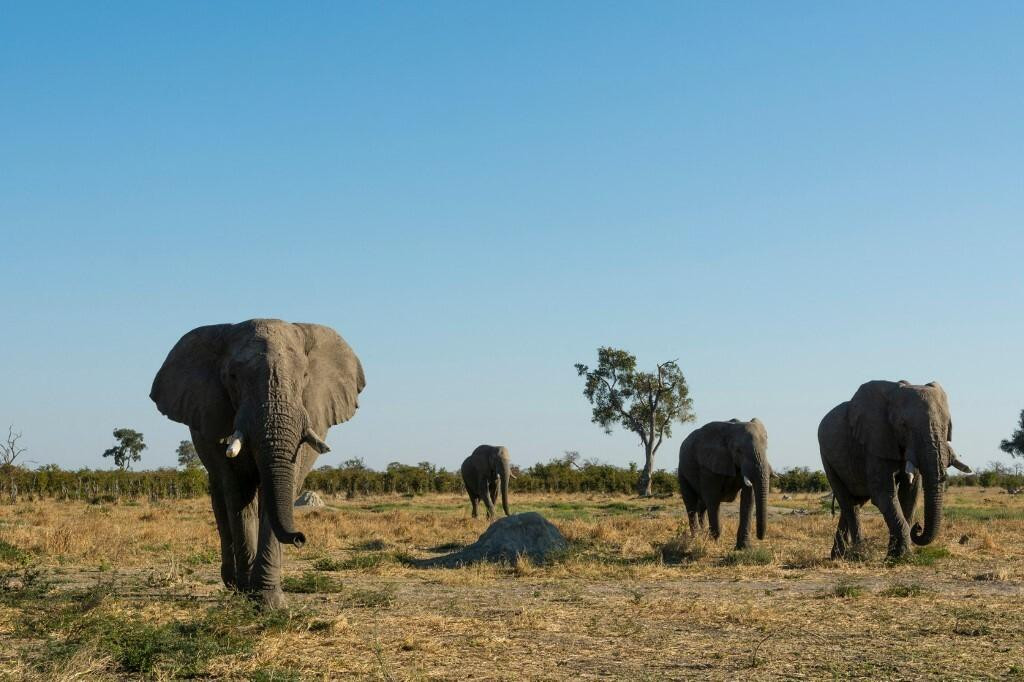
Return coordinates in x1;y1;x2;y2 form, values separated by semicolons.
947;461;1024;491
774;467;831;493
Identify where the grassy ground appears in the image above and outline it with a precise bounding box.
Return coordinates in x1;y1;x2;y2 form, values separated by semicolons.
0;488;1022;680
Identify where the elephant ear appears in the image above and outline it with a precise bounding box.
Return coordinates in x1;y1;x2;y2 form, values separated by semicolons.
848;380;902;461
150;324;234;436
697;423;737;477
296;323;366;429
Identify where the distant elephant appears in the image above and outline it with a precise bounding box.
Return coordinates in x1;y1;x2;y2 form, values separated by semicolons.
677;419;772;549
819;380;971;559
461;445;512;519
151;319;365;607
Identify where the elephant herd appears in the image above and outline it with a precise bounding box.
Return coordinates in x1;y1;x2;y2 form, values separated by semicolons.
676;379;971;559
150;319;971;608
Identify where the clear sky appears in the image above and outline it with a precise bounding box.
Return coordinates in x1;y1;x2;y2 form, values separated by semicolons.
2;3;1022;475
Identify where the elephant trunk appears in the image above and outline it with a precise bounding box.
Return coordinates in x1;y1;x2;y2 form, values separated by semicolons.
752;457;770;541
500;459;510;516
253;410;306;547
910;441;944;546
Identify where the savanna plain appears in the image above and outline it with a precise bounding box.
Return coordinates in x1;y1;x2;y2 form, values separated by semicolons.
1;489;1022;681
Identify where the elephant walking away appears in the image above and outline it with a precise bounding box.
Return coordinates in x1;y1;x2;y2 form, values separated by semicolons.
462;445;513;519
151;319;365;607
818;380;971;560
677;419;773;550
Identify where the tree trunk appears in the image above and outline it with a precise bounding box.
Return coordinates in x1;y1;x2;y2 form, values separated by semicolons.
636;444;655;497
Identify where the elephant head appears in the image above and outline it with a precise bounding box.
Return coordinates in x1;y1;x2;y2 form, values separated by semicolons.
848;380;970;547
698;418;771;540
150;319;365;548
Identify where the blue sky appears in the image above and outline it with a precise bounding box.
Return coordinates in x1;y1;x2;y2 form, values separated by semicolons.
2;3;1022;474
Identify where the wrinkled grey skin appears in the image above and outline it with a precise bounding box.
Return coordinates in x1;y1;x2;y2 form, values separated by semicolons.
819;380;971;559
461;445;511;519
151;319;365;607
678;419;772;550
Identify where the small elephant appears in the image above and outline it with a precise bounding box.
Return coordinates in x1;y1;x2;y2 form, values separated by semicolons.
150;319;365;607
678;419;772;550
461;445;513;519
819;380;971;559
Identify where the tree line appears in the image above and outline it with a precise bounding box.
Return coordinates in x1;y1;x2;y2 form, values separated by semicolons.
1;378;1022;502
1;455;1020;504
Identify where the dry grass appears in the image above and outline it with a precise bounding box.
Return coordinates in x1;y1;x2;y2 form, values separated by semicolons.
0;488;1022;680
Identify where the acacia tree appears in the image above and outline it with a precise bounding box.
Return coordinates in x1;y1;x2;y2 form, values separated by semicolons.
575;347;695;496
1000;410;1024;459
102;428;147;470
176;440;200;468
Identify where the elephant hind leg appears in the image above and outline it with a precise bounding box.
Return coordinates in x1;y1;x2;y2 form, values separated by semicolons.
678;479;702;534
824;463;861;560
831;513;850;559
469;495;479;518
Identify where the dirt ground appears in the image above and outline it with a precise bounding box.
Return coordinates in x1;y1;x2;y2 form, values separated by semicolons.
1;488;1022;680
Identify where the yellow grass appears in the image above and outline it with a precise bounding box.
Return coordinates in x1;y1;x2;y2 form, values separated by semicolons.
1;488;1022;680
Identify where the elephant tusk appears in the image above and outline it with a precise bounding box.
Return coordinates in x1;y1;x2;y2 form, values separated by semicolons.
220;431;243;458
949;457;972;473
904;460;916;484
743;476;753;488
302;428;331;454
945;445;971;473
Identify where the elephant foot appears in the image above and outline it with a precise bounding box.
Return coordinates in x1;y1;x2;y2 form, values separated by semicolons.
886;536;912;560
249;587;287;610
735;540;751;551
220;564;237;590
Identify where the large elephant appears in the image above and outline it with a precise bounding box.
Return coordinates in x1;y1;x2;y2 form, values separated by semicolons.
461;445;512;519
150;319;365;607
818;380;971;559
677;419;772;550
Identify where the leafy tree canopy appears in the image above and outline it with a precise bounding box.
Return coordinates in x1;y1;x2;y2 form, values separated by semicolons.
102;428;147;470
575;347;695;495
176;440;200;469
1000;410;1024;459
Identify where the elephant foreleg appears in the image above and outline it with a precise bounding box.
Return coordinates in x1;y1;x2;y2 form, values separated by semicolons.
224;484;259;591
736;487;753;550
868;460;911;558
208;476;235;589
700;479;722;540
480;477;496;519
251;506;285;608
897;474;920;527
488;478;499;514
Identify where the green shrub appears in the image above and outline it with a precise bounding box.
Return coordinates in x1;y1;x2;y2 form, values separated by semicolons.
282;572;344;594
880;582;926;597
0;539;30;565
720;547;773;566
830;580;864;599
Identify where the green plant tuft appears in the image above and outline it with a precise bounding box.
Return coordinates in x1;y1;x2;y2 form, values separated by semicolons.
721;547;773;566
282;571;344;593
